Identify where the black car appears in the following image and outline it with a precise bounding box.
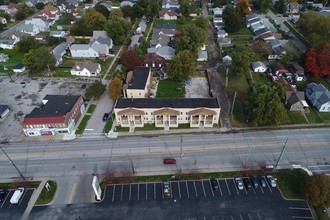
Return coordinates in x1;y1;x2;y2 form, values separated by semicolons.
210;178;219;191
258;176;267;188
0;189;8;202
80;84;86;90
242;178;252;190
250;176;259;189
103;113;109;122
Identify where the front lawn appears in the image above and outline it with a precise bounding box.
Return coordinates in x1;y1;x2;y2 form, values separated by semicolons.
35;180;57;205
135;124;163;131
86;104;96;114
104;114;115;133
276;169;309;199
0;49;25;71
156;79;185;98
76;115;91;134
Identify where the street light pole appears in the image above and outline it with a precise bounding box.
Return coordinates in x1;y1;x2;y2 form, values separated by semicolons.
0;145;25;180
274;137;289;171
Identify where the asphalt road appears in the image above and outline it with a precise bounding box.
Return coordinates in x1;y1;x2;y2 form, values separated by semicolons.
28;178;312;220
1;128;330;179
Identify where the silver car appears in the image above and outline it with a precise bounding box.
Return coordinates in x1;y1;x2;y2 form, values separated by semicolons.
235;177;244;190
266;175;277;188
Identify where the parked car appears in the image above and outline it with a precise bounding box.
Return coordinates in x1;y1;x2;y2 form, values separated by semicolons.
250;176;259;188
242;178;252;190
10;187;24;204
80;84;86;90
258;176;267;188
210;178;219;191
103;113;109;122
163;158;176;165
0;189;8;202
163;182;171;198
266;175;277;188
234;177;244;190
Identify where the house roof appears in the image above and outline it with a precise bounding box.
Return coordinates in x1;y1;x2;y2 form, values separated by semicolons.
198;50;208;59
92;30;108;40
154;108;180;115
306;83;330;105
0;105;9;115
52;42;69;61
155;24;176;30
254;27;271;36
0;39;15;45
13;63;24;70
117;108;145;115
286;91;308;108
218;37;231;44
159;10;177;17
189;108;217;115
252;61;266;70
71;61;99;73
115;98;220;109
246;13;258;21
23;95;81;124
143;53;165;65
156;46;175;56
126;67;150;90
70;44;91;50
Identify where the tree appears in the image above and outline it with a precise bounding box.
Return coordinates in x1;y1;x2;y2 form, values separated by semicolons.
252;0;272;13
35;2;44;10
193;16;208;31
14;36;39;53
15;3;34;20
223;5;244;33
85;81;106;99
180;0;196;17
23;47;55;75
46;36;64;46
213;0;225;7
304;45;330;77
305;48;320;77
121;5;134;18
176;25;207;56
252;41;272;59
105;18;131;45
120;48;142;71
94;3;110;19
109;9;123;20
302;173;330;207
275;0;287;14
70;9;106;36
139;38;149;55
231;46;256;78
108;76;123;100
168;50;196;82
236;0;250;17
146;1;161;18
245;83;286;126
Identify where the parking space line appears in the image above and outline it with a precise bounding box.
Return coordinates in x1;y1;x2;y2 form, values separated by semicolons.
137;184;140;201
112;185;115;202
154;183;156;200
209;181;214;197
230;215;234;220
162;183;164;199
225;179;231;196
217;180;223;196
1;191;10;208
260;185;264;194
186;181;190;198
248;214;252;220
146;184;147;200
129;185;131;201
289;207;311;210
291;217;314;219
18;189;28;206
120;185;123;202
193;181;198;197
177;182;181;198
239;214;243;220
201;181;206;197
232;179;239;195
257;213;262;219
170;182;173;199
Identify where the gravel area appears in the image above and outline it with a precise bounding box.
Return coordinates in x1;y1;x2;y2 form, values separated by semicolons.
185;77;210;98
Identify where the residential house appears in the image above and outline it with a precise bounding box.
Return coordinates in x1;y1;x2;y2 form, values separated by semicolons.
70;61;101;77
269;62;288;75
50;31;66;38
162;0;180;9
12;63;25;73
14;23;39;36
0;17;7;24
155;46;175;60
52;42;70;66
217;30;228;38
197;50;208;62
290;62;305;81
213;7;222;16
0;105;10;119
11;31;29;42
70;44;99;58
0;53;9;62
150;34;171;48
0;39;17;49
254;33;276;41
22;95;85;136
6;3;18;16
246;14;261;27
286;2;301;14
250;22;265;33
38;5;60;20
305;82;330;112
123;67;151;98
120;1;133;7
25;16;54;32
114;98;220;129
159;10;177;20
221;51;232;62
217;37;231;47
92;30;113;49
252;61;267;73
34;35;45;41
155;24;176;30
254;27;271;37
153;28;176;37
285;91;309;111
143;53;166;68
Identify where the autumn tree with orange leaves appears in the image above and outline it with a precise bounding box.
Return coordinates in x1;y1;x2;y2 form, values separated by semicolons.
305;44;330;77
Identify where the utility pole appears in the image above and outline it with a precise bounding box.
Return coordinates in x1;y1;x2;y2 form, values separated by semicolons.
274;137;289;171
231;92;237;115
225;68;229;89
179;134;183;173
0;145;25;180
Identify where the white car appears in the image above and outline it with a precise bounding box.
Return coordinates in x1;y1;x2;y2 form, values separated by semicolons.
10;187;24;204
266;175;277;188
235;178;244;190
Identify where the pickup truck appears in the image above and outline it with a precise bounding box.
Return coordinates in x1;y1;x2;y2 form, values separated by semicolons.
163;182;171;198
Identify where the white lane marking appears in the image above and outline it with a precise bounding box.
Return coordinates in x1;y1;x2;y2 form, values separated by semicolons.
18;189;28;206
137;184;140;201
120;185;123;202
201;181;206;197
193;181;198;197
289;207;311;210
225;179;231;196
239;214;243;220
186;181;190;198
68;183;77;204
154;183;156;200
146;184;147;200
129;184;131;201
217;180;223;196
209;180;214;197
177;182;181;198
257;213;262;220
248;213;252;220
112;185;115;202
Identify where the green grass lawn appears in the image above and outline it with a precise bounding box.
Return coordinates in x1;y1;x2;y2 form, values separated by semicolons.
0;181;40;189
76;115;91;134
276;169;309;199
86;104;96;114
0;49;25;71
35;180;57;205
156;79;185;98
135;123;163;131
115;125;129;132
104;114;114;133
53;67;72;77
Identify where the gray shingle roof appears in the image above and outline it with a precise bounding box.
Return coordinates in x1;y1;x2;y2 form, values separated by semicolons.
126;67;150;90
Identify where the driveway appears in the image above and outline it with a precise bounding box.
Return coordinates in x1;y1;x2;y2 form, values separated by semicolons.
130;19;147;47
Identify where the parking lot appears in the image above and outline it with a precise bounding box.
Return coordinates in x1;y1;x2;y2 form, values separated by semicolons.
103;178;313;220
0;188;34;219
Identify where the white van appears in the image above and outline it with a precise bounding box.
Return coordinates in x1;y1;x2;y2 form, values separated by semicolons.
10;187;24;204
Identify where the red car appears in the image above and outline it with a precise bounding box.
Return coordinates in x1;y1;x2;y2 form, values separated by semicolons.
163;158;176;165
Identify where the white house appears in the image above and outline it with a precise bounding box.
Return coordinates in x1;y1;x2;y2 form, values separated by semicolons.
14;23;39;36
305;82;330;112
0;39;17;49
0;17;7;24
221;51;232;62
25;17;53;32
159;10;177;20
252;61;267;72
197;50;208;62
50;31;66;38
12;63;25;73
213;7;222;16
70;61;101;77
70;45;99;58
217;30;228;38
